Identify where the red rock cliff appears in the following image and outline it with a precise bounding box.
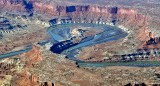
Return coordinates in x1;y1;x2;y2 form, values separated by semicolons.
24;46;42;67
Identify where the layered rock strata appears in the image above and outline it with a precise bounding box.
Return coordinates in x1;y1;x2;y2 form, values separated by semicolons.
0;1;147;29
0;0;148;38
0;0;151;61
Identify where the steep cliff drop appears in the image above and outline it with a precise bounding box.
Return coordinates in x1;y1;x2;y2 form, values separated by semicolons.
0;0;160;86
0;0;153;63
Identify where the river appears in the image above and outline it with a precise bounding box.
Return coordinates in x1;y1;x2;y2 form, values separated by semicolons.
1;23;160;67
48;23;160;67
0;45;32;59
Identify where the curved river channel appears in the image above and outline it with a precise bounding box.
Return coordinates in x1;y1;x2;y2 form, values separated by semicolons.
48;23;160;67
1;23;160;67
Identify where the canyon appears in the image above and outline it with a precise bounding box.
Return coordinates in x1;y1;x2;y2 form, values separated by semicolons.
0;0;160;86
0;0;150;57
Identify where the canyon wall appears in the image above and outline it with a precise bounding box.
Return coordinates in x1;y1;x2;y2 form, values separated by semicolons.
0;0;149;41
0;0;147;25
0;0;151;58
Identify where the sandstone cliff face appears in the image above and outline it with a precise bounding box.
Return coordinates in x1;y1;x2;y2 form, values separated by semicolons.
0;0;146;23
0;1;150;60
32;4;149;42
33;2;57;16
0;1;149;42
0;1;148;31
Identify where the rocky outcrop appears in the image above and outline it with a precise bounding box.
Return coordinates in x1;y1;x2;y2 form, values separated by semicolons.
0;1;149;35
15;71;40;86
0;1;152;61
33;2;57;16
0;1;147;24
0;62;15;77
31;4;149;44
27;2;150;60
24;46;42;67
